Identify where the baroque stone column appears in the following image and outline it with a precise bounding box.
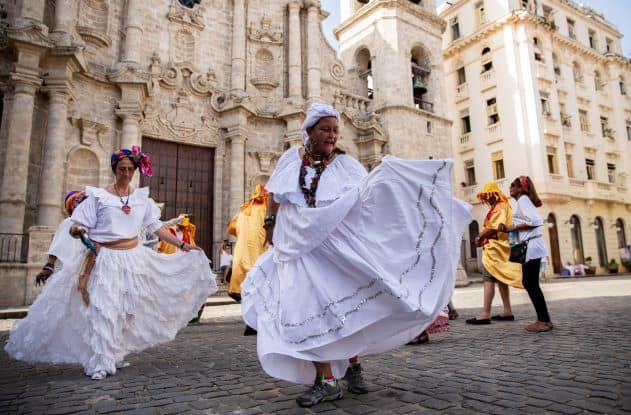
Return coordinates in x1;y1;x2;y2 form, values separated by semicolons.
306;0;321;101
226;127;247;216
288;0;302;101
36;88;71;227
119;112;142;150
51;0;76;45
230;0;246;96
0;78;41;234
123;0;143;64
16;0;45;28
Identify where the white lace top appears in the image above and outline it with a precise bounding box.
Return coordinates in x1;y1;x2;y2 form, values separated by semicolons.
71;186;163;243
266;146;368;207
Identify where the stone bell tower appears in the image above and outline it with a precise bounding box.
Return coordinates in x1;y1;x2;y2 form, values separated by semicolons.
335;0;453;161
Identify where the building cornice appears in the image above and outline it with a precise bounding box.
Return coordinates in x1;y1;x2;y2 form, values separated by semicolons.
335;0;446;40
376;104;452;125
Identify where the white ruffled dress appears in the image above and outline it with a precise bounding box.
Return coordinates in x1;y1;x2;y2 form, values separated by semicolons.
5;186;217;377
242;148;472;384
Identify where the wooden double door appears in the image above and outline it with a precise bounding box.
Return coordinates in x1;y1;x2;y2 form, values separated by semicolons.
140;138;215;254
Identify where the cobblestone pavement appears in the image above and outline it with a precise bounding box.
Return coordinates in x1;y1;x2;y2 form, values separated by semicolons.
1;293;630;414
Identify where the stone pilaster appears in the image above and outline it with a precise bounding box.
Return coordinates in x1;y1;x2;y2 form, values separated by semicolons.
15;0;45;29
306;0;321;101
50;0;77;46
230;0;246;96
0;77;41;234
123;0;143;64
225;127;247;216
288;0;302;101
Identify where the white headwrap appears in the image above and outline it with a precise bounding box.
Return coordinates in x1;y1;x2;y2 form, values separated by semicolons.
300;102;340;144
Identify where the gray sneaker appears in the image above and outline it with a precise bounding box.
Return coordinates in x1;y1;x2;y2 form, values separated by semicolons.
342;364;369;394
296;378;343;407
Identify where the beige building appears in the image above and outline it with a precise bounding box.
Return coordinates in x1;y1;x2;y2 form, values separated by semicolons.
440;0;631;275
0;0;450;307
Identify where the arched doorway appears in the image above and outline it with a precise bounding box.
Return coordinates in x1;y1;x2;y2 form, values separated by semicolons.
594;216;607;267
468;220;479;259
547;213;561;273
570;215;584;264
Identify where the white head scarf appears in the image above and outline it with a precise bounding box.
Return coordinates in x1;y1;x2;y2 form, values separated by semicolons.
300;102;340;144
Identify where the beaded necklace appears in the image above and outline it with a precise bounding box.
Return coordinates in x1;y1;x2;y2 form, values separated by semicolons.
299;147;335;208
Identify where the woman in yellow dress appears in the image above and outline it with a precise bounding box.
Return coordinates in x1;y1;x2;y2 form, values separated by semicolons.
466;182;522;325
226;184;269;302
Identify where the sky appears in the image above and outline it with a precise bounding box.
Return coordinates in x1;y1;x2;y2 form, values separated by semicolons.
320;0;631;57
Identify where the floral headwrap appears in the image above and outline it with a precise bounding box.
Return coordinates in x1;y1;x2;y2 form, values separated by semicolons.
111;145;153;177
64;190;87;215
300;102;340;144
476;182;508;204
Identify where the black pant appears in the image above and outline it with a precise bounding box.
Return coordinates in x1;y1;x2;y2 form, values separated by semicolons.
522;258;551;322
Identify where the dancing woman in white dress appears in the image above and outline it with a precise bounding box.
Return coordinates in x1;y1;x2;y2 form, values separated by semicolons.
5;146;217;380
241;103;472;407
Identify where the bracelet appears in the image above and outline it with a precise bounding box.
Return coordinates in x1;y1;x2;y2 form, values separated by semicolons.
179;242;185;249
42;264;54;273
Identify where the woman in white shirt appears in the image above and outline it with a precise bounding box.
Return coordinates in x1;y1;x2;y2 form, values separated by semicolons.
5;147;217;380
500;176;553;333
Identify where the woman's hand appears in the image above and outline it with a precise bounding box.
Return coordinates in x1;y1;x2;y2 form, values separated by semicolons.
35;269;53;286
69;224;86;239
498;223;507;233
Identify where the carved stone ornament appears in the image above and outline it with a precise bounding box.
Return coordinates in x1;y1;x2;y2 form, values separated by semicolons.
252;151;280;173
77;119;108;146
330;60;345;81
248;16;283;44
167;0;205;31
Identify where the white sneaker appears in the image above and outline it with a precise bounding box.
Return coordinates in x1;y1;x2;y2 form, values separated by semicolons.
116;361;130;369
91;370;107;380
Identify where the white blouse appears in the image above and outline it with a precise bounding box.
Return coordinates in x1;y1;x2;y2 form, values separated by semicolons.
71;186;163;243
266;146;368;207
512;194;548;262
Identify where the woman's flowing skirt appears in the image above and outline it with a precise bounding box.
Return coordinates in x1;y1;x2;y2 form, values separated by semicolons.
242;158;472;384
5;245;216;376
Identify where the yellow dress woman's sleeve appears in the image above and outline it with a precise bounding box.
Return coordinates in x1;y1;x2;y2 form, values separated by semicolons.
482;202;523;288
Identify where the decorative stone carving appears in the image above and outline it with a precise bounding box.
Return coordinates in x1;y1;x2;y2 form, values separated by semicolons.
167;0;205;31
330;60;345;81
174;29;195;63
251;48;278;91
70;118;108;147
76;0;111;47
248;16;283;44
252;151;280;173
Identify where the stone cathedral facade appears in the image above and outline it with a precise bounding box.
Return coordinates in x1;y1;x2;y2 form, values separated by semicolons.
0;0;451;306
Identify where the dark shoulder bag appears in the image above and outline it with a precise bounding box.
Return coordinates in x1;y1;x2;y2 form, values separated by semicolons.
508;227;542;264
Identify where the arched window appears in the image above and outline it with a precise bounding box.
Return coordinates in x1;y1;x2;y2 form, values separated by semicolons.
552;53;561;77
594;71;603;91
572;62;582;84
570;215;584;264
468;220;479;258
355;48;373;99
594;217;607;267
533;37;543;62
175;30;195;63
481;47;493;73
411;45;432;112
616;218;627;248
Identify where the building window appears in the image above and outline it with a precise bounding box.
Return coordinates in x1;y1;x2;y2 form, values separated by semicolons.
594;217;607;267
451;16;460;41
579;109;589;132
426;121;432;134
552;53;561;77
356;48;373;99
585;158;595;180
533;37;543;62
481;47;493;73
486;97;499;125
607;163;616;184
606;38;613;53
588;29;598;50
461;114;472;134
178;0;201;7
492;151;505;180
457;66;466;85
560;102;571;127
572;62;582;84
547;147;558;174
620;76;627;95
594;71;603;91
567;18;576;39
616;218;627;249
540;92;551;116
475;1;486;25
570;215;584;264
566;154;574;178
464;159;476;186
626;120;631;141
469;221;479;258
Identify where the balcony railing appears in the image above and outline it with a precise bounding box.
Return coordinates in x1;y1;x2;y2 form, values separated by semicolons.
480;70;495;90
455;83;468;101
0;233;27;263
486;122;501;141
334;91;372;115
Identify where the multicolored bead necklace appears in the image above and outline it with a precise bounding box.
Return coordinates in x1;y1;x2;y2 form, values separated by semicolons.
299;146;335;208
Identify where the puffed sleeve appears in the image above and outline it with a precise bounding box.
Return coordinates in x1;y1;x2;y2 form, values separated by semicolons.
143;197;163;234
70;193;98;229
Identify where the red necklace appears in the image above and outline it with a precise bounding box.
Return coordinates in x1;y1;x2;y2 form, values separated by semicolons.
114;183;131;214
